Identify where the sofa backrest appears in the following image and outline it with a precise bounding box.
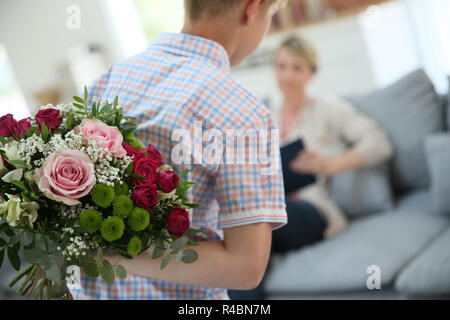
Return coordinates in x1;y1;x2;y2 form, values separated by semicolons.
348;69;447;194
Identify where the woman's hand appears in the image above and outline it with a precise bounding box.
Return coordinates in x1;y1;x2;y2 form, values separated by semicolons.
289;149;333;177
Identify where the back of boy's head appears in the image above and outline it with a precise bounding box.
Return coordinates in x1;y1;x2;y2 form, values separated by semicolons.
184;0;282;21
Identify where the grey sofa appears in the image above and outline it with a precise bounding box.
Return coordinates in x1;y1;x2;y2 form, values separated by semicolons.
264;69;450;300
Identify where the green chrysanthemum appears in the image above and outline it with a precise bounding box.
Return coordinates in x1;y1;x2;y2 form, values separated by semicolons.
127;236;143;256
79;209;103;233
100;216;125;242
128;207;150;231
114;181;130;196
112;195;134;219
91;183;115;209
92;234;103;243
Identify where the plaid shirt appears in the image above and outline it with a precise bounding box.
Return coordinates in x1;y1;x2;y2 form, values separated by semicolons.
70;32;287;300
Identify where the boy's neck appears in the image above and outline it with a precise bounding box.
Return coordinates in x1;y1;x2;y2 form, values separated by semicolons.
181;20;239;65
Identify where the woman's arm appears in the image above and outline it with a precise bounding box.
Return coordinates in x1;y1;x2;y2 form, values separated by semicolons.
104;222;272;290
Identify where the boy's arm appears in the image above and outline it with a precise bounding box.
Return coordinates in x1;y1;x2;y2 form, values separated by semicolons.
105;222;272;290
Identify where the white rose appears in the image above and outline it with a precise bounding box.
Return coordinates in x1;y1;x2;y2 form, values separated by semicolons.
1;142;19;161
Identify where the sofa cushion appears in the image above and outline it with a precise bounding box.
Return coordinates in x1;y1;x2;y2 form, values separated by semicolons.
264;210;448;294
425;133;450;215
396;189;432;214
330;163;394;219
447;75;450;129
395;226;450;295
348;69;446;193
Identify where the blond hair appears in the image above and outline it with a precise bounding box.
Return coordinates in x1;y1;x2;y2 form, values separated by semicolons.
184;0;284;21
276;35;318;73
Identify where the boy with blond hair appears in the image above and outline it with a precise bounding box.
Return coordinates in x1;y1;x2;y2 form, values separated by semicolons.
71;0;287;300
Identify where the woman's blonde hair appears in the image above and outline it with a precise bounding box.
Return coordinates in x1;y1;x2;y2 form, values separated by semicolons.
276;35;318;73
184;0;284;21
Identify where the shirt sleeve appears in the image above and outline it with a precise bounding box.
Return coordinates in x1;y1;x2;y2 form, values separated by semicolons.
214;110;288;230
331;99;394;167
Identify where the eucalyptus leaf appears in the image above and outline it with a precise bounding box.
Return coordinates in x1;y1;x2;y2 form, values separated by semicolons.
45;260;61;282
160;248;173;270
19;232;34;246
171;236;189;253
82;262;99;278
99;260;115;284
175;250;183;265
114;264;127;280
97;247;103;267
181;249;198;264
41;256;52;270
23;248;47;265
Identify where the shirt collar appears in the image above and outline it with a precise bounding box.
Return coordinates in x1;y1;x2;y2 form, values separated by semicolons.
152;32;231;71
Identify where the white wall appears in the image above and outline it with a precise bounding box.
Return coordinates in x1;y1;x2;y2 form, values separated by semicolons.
0;0;120;114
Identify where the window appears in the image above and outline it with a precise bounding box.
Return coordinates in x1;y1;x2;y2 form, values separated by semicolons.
134;0;184;42
0;44;29;119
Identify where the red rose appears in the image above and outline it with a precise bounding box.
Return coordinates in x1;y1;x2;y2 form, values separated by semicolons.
123;142;141;157
17;117;32;136
35;109;62;134
158;170;179;193
132;157;158;186
166;208;190;238
136;144;164;167
131;184;158;211
0;114;19;138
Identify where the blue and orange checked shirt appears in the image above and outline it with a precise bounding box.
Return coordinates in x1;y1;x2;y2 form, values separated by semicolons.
70;32;287;300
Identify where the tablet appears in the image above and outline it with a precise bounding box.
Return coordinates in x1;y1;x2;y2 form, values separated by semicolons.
280;139;317;194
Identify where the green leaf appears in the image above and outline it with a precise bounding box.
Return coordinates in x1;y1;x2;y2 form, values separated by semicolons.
113;96;119;110
24;248;47;265
41;122;49;142
0;249;4;269
66;113;74;130
181;249;198;264
185;228;204;235
82;262;99;278
73;103;85;110
0;238;7;247
7;246;21;271
179;170;190;179
171;236;189;253
4;228;15;238
160;248;173;270
114;264;127;280
73;96;85;104
10;180;27;191
126;163;134;175
183;203;200;209
131;173;146;181
13;241;20;253
84;86;88;102
99;260;115;284
5;159;26;167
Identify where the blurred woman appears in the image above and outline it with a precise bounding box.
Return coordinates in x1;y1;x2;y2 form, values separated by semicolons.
228;35;393;300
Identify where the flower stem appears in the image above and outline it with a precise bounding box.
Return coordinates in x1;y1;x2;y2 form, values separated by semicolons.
8;264;34;288
17;265;37;294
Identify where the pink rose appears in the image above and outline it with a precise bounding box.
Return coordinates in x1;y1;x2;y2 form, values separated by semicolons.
131;183;158;211
166;208;190;238
131;157;158;187
158;170;179;193
35;149;96;206
74;119;126;158
35;109;62;134
0;114;20;138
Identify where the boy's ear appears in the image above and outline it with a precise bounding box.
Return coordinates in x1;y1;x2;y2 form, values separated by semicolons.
244;0;266;25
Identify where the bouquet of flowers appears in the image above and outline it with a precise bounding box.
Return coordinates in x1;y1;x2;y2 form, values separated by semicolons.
0;88;202;300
